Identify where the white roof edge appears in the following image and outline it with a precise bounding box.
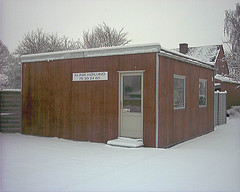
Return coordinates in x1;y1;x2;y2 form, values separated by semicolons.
21;43;161;63
20;43;213;70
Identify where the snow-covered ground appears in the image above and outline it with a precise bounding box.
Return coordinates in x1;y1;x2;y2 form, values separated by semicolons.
1;110;240;192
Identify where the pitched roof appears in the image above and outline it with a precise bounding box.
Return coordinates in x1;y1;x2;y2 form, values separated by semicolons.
173;45;221;65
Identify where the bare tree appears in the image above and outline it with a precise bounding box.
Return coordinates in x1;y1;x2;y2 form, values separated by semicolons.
0;40;21;89
224;3;240;80
0;40;10;72
15;28;81;55
81;22;131;49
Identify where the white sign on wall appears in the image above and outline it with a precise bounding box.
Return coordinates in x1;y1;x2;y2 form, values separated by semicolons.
72;72;108;82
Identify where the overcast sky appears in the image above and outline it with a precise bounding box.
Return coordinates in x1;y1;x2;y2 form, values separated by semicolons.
0;0;238;52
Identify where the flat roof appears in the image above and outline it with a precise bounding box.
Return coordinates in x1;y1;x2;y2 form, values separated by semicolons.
21;43;214;70
21;43;161;62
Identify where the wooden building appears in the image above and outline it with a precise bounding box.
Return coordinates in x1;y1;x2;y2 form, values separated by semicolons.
21;44;215;148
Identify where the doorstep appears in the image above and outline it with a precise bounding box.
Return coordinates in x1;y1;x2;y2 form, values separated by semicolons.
107;137;144;148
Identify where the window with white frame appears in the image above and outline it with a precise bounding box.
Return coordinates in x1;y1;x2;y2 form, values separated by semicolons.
199;79;207;107
174;75;185;109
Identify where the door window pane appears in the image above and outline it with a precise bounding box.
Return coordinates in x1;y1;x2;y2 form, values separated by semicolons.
123;76;141;113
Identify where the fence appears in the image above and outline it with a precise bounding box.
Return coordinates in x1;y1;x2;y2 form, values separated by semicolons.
0;89;21;132
214;91;227;127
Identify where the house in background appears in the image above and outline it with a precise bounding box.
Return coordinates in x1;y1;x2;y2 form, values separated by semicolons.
215;74;240;108
174;43;240;108
174;43;229;75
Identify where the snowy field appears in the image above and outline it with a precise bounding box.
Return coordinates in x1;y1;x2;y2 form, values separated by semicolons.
1;110;240;192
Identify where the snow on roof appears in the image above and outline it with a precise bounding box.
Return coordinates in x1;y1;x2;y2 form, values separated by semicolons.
187;45;221;63
173;45;221;66
215;74;240;84
21;43;214;70
21;43;161;63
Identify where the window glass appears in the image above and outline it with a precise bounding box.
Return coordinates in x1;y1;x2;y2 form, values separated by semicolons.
123;75;141;113
199;79;207;106
174;76;185;109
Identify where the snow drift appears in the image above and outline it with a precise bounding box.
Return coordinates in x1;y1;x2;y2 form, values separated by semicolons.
1;108;240;192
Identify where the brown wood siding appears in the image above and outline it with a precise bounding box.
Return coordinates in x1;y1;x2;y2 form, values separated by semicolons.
158;56;214;148
22;53;156;147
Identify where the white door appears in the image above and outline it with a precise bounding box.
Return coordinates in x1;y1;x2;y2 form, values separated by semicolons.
119;72;143;138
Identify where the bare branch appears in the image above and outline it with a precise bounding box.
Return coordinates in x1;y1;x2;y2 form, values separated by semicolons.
15;28;80;55
224;3;240;81
82;22;131;49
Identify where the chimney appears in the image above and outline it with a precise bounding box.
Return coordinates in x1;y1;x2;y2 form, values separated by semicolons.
179;43;188;54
